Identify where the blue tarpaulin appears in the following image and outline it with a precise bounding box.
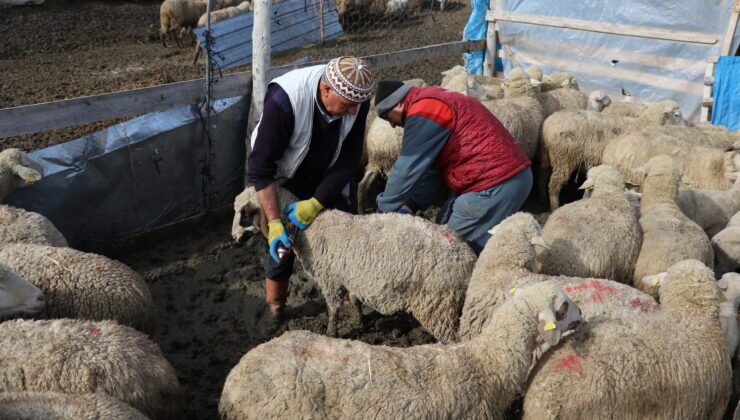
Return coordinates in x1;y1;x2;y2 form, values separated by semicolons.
463;0;502;75
711;56;740;132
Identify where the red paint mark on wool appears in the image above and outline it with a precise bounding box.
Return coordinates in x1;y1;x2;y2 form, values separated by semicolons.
89;327;100;336
94;265;104;272
563;279;616;303
629;298;658;313
444;233;454;243
554;354;582;376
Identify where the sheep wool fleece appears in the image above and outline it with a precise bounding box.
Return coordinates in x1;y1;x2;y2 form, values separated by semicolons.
403;87;531;195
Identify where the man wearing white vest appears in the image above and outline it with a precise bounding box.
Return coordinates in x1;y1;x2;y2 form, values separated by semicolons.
248;56;375;329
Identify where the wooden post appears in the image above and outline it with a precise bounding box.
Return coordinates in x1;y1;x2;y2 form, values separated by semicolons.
482;0;497;77
721;0;740;56
249;0;272;134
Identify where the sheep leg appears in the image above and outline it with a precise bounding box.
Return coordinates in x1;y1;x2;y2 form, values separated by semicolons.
357;169;379;214
348;295;363;330
160;30;168;47
324;290;343;337
193;42;202;65
537;146;551;204
548;165;572;210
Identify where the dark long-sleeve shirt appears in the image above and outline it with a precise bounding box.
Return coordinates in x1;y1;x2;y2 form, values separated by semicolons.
248;83;369;206
377;98;453;212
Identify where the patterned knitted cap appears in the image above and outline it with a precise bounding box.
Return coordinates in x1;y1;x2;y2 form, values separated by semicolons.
324;56;375;103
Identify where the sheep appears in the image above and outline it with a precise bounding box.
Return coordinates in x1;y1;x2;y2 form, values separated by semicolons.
481;67;544;160
159;0;210;48
525;64;543;83
712;211;740;277
601;131;738;192
458;211;654;341
600;99;647;118
0;319;182;419
0;244;156;336
0;148;67;247
539;100;685;209
440;71;503;101
631;156;714;295
0;263;44;318
0;205;67;247
535;72;589;117
0;392;148;420
537;165;642;284
232;186;477;342
642;124;736;150
219;280;582;419
540;72;579;92
677;173;739;237
440;65;466;88
522;259;732;420
192;1;252;64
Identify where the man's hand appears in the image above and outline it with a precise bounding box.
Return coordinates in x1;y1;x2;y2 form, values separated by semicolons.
268;219;292;262
284;197;324;230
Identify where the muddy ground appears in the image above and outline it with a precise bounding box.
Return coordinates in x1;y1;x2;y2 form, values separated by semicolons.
2;0;473;418
1;0;470;150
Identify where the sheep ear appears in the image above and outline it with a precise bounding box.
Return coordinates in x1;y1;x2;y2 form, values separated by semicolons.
530;236;550;250
12;165;41;184
537;312;561;346
577;178;594;190
681;174;691;187
726;172;738;181
641;272;666;288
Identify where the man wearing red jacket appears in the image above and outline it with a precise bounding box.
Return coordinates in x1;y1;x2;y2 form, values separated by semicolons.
374;80;532;254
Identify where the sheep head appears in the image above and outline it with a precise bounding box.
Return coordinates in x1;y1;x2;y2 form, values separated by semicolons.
635;155;682;205
578;165;629;198
717;273;740;310
509;281;582;346
658;259;721;317
503;68;537;98
231;186;297;243
587;90;611;112
541;72;578;92
638;100;684;128
0;149;43;202
0;264;45;318
485;212;548;272
525;65;543;83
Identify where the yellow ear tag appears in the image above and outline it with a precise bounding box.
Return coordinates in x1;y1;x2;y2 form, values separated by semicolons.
544;321;556;331
509;287;517;295
25;175;38;184
651;276;660;285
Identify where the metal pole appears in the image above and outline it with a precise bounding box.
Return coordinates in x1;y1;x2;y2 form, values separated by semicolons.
250;0;272;134
205;0;213;112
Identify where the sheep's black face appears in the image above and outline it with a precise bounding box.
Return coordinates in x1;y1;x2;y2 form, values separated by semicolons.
232;204;263;243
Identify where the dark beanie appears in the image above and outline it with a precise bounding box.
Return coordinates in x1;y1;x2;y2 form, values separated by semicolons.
375;80;413;119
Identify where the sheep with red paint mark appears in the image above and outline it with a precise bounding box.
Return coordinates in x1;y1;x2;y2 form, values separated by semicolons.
0;319;182;419
523;259;731;419
0;149;67;247
220;281;582;419
0;244;156;336
458;212;655;341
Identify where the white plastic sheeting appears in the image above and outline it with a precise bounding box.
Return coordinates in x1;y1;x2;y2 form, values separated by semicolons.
494;0;740;122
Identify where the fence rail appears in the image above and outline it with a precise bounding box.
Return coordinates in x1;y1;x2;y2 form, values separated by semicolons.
0;40;484;139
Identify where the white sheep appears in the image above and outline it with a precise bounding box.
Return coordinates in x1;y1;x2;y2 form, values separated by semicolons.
539;100;685;209
602;131;738;192
600;99;646;118
219;281;582;419
0;392;148;420
537;165;642;284
678;173;739;237
357;116;403;213
538;72;588;117
643;124;736;150
0;318;182;419
0;244;156;336
159;0;211;48
712;212;740;277
586;90;611;112
0;263;44;318
631;156;714;295
232;186;477;342
458;211;654;341
0;148;67;247
481;67;544;159
523;259;732;419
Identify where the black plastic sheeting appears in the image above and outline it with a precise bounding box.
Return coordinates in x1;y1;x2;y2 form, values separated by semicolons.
5;96;249;250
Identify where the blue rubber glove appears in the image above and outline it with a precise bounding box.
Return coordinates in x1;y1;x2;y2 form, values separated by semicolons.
397;205;414;215
268;219;292;263
284;197;324;230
